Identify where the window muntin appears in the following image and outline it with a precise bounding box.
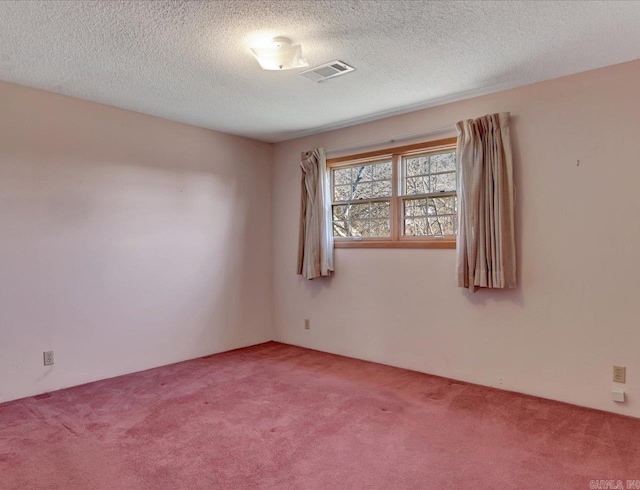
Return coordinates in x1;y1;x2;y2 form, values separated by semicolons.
328;138;457;248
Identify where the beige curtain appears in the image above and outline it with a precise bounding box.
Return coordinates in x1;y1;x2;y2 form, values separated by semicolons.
456;112;516;291
297;148;334;280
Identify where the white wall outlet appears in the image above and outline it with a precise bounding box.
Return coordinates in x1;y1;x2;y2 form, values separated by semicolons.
612;390;625;403
613;365;626;383
304;319;310;330
43;351;54;366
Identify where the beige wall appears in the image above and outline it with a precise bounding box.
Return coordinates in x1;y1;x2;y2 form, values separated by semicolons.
272;60;640;417
0;81;273;403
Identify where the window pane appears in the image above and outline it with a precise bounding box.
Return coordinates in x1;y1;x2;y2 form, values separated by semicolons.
370;219;390;237
428;196;456;215
333;220;348;237
348;203;370;220
352;181;372;200
349;220;369;237
428;216;456;236
405;155;429;176
404;218;428;236
334;184;354;202
333;167;352;186
404;198;428;217
333;204;348;220
428;217;443;236
372;161;392;180
370;201;390;219
405;176;429;195
371;180;392;197
430;172;456;192
430;152;456;173
352;165;372;182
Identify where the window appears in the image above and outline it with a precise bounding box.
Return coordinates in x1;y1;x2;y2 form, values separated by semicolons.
328;137;457;248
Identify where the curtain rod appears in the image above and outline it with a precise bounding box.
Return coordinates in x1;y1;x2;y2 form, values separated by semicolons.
325;125;456;156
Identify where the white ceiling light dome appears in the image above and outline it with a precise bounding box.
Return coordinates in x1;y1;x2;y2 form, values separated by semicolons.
250;37;308;71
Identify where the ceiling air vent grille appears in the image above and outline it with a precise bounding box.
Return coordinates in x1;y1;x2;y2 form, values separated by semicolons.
300;60;355;82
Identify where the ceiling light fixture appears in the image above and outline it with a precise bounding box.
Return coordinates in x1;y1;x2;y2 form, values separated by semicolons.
250;37;308;71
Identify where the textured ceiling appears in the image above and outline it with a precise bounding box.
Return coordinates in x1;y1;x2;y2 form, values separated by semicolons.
1;1;639;142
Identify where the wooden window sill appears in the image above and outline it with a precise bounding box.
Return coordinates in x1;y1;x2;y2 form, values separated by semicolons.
334;239;456;249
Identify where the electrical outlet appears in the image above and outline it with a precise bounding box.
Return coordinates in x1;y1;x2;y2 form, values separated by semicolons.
613;365;626;383
304;319;310;330
43;351;54;366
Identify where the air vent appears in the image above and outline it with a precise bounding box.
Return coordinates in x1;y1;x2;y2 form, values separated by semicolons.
300;60;355;82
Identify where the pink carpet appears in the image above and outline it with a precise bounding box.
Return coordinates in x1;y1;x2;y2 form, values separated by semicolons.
1;342;639;489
